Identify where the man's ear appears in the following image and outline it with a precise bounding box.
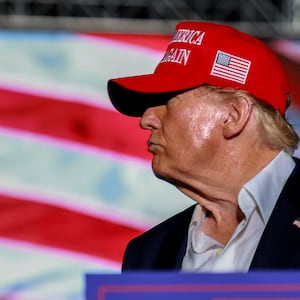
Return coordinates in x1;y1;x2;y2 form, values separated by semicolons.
222;95;253;139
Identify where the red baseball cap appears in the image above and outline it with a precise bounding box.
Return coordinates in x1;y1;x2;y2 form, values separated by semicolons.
107;21;289;116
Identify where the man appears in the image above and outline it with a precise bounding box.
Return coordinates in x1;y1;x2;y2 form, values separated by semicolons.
107;21;300;272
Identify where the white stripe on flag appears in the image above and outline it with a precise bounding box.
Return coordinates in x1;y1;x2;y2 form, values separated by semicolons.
211;50;251;84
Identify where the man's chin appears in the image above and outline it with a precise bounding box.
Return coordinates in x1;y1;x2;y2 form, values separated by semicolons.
152;169;175;185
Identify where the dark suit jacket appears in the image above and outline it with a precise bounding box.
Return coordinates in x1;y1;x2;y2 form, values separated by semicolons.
122;157;300;271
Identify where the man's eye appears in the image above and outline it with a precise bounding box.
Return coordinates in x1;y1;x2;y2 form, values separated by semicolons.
167;97;176;106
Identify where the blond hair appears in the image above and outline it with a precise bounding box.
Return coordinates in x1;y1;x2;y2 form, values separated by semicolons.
252;97;299;154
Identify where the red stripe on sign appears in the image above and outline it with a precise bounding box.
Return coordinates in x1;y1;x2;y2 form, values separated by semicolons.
0;88;151;160
0;193;143;262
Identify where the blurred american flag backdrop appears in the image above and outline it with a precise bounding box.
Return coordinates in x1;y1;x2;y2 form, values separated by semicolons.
0;30;299;300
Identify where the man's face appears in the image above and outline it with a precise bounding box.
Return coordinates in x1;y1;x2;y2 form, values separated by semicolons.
140;86;226;185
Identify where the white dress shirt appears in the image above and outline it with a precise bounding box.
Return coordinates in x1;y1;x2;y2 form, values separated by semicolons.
181;151;295;272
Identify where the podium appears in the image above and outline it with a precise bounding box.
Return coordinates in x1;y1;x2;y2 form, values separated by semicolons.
86;271;300;300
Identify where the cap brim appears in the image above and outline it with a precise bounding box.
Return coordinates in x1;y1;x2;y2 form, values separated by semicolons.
107;73;201;117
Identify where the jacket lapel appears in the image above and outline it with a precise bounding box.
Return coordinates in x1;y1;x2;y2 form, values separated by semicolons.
250;157;300;269
156;205;195;270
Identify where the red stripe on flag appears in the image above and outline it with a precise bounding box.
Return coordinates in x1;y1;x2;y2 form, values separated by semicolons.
0;193;143;262
0;88;151;160
79;32;170;51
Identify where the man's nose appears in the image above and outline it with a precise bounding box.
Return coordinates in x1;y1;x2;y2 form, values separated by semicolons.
140;106;162;130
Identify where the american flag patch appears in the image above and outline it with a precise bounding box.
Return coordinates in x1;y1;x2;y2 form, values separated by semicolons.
293;217;300;229
211;50;251;84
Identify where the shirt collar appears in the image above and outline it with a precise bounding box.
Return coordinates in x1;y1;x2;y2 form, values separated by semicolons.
242;151;295;224
191;151;295;226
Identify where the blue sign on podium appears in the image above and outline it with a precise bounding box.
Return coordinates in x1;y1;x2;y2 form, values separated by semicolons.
86;271;300;300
